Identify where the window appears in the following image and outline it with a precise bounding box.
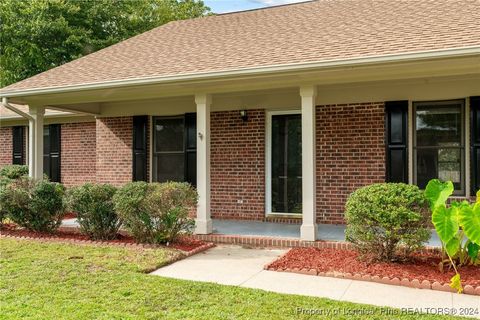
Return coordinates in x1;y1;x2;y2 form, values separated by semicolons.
414;100;465;194
152;114;196;184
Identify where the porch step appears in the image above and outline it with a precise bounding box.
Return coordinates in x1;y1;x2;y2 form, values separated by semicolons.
192;234;442;254
192;233;354;249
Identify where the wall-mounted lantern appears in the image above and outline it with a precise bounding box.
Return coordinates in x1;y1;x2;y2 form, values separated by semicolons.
240;110;248;122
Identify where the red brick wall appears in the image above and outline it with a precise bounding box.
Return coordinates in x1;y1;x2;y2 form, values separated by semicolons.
0;127;12;168
316;102;386;224
95;117;133;186
210;110;265;220
61;122;96;187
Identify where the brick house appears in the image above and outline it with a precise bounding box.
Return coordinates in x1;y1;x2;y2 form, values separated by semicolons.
1;0;479;241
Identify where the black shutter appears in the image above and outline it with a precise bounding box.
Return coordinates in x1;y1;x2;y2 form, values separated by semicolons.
184;113;197;186
49;124;61;182
43;126;51;178
12;126;25;165
43;124;61;182
385;101;408;183
132;116;148;181
471;96;480;195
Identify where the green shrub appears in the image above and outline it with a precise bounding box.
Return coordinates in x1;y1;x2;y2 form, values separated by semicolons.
0;165;28;180
0;177;65;232
113;181;197;244
67;183;120;240
0;165;29;226
345;183;431;261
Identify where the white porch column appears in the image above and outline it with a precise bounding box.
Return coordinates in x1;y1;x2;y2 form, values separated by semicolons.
300;86;318;241
28;106;45;179
195;93;212;234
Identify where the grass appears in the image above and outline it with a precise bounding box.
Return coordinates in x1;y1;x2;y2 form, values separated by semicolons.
0;238;468;320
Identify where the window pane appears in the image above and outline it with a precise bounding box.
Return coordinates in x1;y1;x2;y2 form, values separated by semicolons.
416;148;461;190
416;105;462;147
390;111;404;144
153;153;184;182
154;118;184;152
271;114;302;213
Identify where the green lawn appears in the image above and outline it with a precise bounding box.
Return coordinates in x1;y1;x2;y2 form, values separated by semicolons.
0;238;466;320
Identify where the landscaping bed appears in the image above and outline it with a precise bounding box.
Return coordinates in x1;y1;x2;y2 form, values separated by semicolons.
265;247;480;295
0;223;213;254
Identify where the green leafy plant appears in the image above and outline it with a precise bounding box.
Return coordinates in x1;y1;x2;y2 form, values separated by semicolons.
0;164;29;180
345;183;431;262
67;183;120;240
0;177;65;232
424;179;480;293
0;165;29;226
113;181;197;244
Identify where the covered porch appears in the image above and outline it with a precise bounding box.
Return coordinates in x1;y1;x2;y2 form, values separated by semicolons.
2;51;479;242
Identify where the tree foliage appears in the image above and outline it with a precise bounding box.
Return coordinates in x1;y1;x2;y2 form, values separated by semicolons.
0;0;210;87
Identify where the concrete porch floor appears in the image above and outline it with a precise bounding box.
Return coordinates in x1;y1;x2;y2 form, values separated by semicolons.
62;218;442;247
212;219;442;247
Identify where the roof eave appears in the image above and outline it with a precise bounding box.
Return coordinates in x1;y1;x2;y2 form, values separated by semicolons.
1;45;480;99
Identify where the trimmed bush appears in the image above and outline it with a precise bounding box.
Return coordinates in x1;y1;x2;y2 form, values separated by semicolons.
67;183;120;240
113;181;197;244
0;165;29;226
0;165;28;180
0;177;65;232
345;183;431;261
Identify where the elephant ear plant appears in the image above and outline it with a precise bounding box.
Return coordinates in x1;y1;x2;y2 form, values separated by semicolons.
424;179;480;293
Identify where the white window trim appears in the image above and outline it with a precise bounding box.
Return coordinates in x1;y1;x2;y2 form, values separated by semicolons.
265;109;301;217
409;98;469;196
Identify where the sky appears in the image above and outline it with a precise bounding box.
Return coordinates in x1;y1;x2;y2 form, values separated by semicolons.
204;0;310;14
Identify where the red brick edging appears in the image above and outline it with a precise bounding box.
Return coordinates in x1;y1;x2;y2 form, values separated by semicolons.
263;264;480;297
0;233;215;256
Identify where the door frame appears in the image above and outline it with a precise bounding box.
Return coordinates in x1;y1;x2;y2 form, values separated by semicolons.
265;109;302;217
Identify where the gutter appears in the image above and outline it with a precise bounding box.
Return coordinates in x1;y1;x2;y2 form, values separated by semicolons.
1;97;33;120
1;46;480;98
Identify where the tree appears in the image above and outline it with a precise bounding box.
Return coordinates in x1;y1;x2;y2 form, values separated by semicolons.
0;0;210;87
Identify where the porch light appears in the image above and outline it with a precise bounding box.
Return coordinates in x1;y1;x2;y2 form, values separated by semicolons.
240;110;248;122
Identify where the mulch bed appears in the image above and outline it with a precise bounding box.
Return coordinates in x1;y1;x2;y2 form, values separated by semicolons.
62;212;77;219
0;223;211;253
266;247;480;293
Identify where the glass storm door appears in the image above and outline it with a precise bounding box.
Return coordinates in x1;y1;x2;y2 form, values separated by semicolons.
271;114;302;214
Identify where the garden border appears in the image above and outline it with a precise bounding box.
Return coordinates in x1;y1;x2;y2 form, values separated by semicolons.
264;255;480;297
0;233;215;257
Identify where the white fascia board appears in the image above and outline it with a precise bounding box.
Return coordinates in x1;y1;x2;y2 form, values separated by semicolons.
1;46;480;98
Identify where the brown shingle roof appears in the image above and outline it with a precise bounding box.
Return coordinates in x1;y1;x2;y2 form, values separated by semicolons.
2;0;480;93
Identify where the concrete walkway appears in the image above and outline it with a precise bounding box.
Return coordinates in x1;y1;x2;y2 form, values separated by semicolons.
152;245;479;318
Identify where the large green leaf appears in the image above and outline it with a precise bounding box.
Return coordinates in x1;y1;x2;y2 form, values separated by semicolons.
445;237;460;257
449;273;463;294
459;205;480;245
467;242;479;261
424;179;454;210
432;205;458;244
